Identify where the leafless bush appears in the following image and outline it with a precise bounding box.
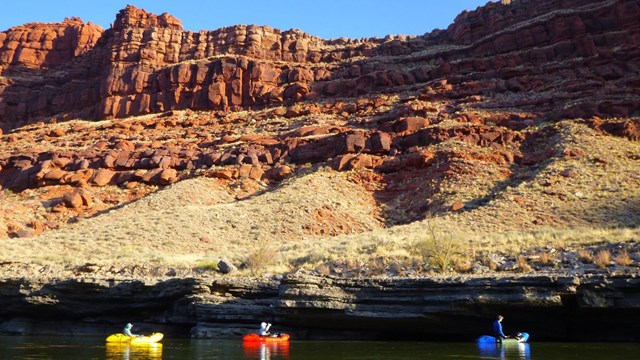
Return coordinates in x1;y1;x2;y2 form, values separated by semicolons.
415;217;467;273
245;241;279;275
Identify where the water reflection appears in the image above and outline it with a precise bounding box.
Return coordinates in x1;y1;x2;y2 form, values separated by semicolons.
105;342;163;360
242;342;290;360
478;342;531;359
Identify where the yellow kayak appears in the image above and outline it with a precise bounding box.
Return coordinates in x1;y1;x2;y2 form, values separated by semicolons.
106;332;164;344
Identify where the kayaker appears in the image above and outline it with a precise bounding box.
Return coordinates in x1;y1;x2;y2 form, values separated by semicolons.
123;323;139;338
259;322;272;336
492;315;507;341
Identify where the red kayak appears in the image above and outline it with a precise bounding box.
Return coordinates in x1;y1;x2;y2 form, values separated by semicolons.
243;333;290;343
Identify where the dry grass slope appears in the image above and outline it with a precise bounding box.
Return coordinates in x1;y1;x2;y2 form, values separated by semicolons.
432;121;640;233
0;171;381;268
1;119;639;277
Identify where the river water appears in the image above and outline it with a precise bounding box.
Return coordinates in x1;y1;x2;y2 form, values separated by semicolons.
1;336;639;360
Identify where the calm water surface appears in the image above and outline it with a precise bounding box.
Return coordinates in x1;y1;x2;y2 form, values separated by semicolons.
0;336;639;360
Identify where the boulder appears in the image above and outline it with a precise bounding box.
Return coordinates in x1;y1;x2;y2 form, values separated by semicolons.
450;201;465;212
217;259;237;274
62;191;84;209
158;168;178;184
266;165;293;181
91;169;116;186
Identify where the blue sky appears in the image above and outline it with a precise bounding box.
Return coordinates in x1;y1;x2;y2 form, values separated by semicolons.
0;1;490;39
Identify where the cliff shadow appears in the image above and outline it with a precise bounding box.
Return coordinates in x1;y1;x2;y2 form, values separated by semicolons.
0;276;199;336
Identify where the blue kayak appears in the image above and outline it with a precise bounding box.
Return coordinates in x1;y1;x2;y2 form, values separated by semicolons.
477;332;529;344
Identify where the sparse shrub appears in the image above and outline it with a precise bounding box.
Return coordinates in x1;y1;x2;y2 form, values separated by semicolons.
487;257;499;271
388;261;405;276
454;258;473;273
593;250;611;269
344;259;359;272
245;241;279;275
614;250;633;266
537;252;553;265
517;256;533;272
315;262;332;276
577;249;593;263
195;261;219;272
364;257;387;276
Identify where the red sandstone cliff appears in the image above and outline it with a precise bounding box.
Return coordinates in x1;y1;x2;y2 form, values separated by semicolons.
0;17;103;69
1;1;638;131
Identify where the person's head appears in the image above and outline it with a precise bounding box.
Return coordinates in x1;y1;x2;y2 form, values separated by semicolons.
261;322;267;328
497;315;504;322
125;323;133;329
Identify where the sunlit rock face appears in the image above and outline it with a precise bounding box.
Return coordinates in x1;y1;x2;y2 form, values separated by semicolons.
1;0;639;131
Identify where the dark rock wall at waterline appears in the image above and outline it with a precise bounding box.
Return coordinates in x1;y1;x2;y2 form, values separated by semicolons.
1;273;639;341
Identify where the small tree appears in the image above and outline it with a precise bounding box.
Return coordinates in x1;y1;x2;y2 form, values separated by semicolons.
418;216;465;273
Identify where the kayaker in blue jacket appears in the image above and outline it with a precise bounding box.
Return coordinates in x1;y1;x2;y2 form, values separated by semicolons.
493;315;507;341
123;323;139;338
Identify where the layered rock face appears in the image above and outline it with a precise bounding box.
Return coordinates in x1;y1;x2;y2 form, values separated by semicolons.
2;0;636;132
1;272;639;341
437;0;640;119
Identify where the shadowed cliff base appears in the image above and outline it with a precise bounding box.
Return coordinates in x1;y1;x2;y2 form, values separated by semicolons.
1;272;640;342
